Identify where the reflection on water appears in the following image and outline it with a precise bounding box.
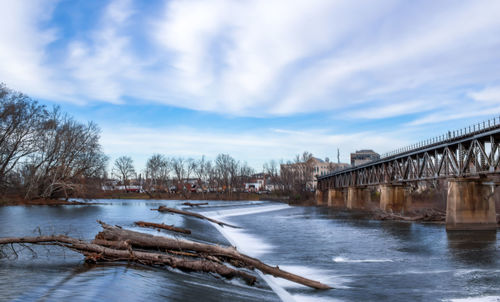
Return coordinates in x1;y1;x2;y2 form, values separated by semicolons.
0;200;498;302
447;231;498;266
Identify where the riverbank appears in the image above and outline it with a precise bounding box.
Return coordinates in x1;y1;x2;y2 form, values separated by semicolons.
0;196;93;206
0;191;296;206
82;191;301;204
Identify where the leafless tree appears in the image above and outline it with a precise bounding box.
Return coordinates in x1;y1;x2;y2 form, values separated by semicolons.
0;84;47;190
279;151;315;199
263;159;280;191
215;154;240;196
113;156;136;190
185;158;196;181
19;108;108;200
145;154;170;191
171;157;185;188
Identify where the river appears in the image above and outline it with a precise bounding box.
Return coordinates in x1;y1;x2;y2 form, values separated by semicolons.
0;200;498;302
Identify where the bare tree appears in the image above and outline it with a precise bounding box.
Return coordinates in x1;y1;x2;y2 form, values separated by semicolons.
263;159;280;191
0;85;47;189
215;154;239;196
194;156;208;197
113;156;136;190
0;84;107;200
279;151;315;199
145;154;170;191
185;158;196;181
171;157;185;190
21;109;108;199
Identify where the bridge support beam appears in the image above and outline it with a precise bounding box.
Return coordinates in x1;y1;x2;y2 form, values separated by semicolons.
446;179;497;231
315;190;325;206
347;187;369;209
327;189;345;207
380;185;405;213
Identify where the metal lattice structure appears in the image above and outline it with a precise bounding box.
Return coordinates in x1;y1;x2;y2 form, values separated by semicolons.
318;117;500;190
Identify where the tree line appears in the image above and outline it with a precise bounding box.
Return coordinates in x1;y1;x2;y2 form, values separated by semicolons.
1;84;341;202
112;154;256;197
0;84;108;200
112;150;326;201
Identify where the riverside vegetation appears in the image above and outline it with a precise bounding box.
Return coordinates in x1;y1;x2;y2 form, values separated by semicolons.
0;84;319;205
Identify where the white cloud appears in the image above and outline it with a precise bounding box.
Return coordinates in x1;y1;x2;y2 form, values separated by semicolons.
407;106;500;126
100;124;411;171
1;0;500;123
343;99;447;119
469;86;500;103
0;0;60;97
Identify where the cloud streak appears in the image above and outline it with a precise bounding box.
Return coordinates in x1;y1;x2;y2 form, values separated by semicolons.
0;0;499;123
100;124;413;170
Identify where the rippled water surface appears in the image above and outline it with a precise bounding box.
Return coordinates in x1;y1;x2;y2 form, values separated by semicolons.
0;200;499;302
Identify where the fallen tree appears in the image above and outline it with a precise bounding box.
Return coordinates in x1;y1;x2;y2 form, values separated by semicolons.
0;221;332;290
152;206;239;228
96;222;331;289
134;221;192;234
0;235;256;285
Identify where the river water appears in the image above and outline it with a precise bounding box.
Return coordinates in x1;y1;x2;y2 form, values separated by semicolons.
0;200;498;302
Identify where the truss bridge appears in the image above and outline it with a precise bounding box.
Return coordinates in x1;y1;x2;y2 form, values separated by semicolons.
316;117;500;231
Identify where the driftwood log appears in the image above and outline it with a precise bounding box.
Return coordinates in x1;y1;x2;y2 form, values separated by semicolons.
183;202;209;207
134;221;192;234
97;222;331;289
374;208;445;222
153;206;240;228
0;235;256;285
0;221;331;290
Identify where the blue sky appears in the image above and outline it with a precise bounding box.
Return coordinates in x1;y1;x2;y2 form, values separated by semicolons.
1;0;500;171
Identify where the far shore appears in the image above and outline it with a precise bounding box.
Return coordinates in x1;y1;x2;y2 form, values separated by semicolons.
0;191;301;206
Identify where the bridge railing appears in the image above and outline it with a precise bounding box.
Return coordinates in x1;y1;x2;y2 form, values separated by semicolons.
380;115;500;159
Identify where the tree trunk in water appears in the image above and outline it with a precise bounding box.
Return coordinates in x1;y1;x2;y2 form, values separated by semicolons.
97;222;331;289
0;235;256;285
134;221;191;234
152;206;240;228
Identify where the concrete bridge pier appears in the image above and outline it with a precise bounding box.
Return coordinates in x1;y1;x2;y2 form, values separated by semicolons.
315;189;325;206
327;189;345;207
380;185;406;213
446;179;497;231
347;187;370;209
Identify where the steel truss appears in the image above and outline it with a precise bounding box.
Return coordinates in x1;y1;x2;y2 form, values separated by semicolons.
318;127;500;190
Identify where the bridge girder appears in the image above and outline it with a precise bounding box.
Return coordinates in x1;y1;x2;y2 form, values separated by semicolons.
318;128;500;189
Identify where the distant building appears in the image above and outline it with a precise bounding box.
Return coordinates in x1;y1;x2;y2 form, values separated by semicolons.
281;157;350;189
350;150;380;166
243;173;267;192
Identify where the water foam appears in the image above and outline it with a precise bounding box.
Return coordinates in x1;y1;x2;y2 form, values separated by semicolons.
445;296;500;302
210;220;296;302
267;265;350;290
333;256;393;263
201;204;291;219
205;203;342;302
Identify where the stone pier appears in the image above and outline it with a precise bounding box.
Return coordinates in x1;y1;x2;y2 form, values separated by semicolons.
446;179;497;231
346;187;370;209
327;188;345;207
315;189;325;206
380;185;405;213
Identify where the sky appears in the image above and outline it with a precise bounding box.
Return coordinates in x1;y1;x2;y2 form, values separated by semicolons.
1;0;500;172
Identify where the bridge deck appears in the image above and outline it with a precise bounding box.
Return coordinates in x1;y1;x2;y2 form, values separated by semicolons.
318;117;500;189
